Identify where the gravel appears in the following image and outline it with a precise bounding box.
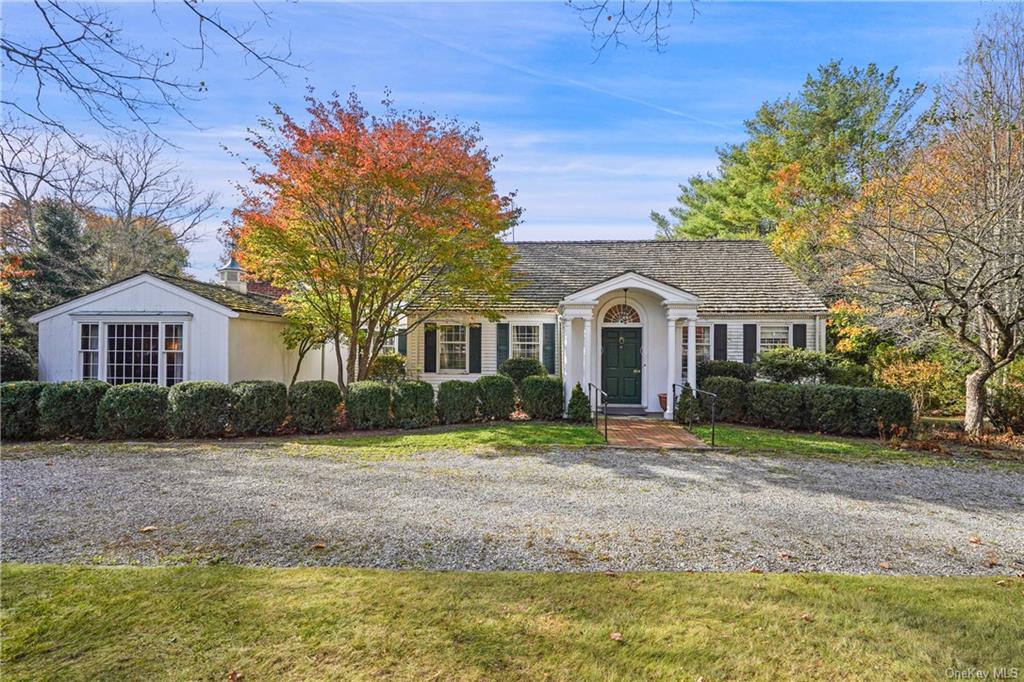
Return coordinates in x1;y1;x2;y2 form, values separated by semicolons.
3;441;1023;575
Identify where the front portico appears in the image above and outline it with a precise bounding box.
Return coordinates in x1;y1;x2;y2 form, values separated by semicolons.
559;271;701;419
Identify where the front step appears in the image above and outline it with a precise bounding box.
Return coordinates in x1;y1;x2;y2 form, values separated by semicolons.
604;405;647;416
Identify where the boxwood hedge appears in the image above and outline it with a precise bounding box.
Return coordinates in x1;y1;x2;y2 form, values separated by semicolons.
231;380;287;435
346;380;393;430
96;383;169;439
700;376;747;423
437;380;478;424
476;375;516;420
289;380;342;434
746;382;804;430
0;381;44;441
521;375;564;421
167;381;235;438
38;380;110;438
392;380;434;429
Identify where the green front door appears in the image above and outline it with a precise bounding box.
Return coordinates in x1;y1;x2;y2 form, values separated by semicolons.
602;327;642;404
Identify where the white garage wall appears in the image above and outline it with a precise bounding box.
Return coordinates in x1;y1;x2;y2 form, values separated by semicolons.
35;280;230;383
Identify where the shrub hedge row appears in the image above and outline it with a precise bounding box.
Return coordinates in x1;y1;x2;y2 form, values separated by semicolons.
685;379;913;437
0;373;570;441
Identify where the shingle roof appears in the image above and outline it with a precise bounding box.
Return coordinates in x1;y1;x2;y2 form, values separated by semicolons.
147;272;283;316
495;240;827;314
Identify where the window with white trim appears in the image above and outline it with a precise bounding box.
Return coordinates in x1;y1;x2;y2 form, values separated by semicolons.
78;321;187;386
438;324;467;371
106;323;160;384
759;325;790;351
511;324;540;361
163;324;184;386
79;323;99;380
681;325;711;378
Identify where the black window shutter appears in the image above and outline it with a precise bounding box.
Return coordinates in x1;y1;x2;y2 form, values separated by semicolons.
423;323;436;373
542;323;556;374
713;324;728;361
469;324;482;373
742;324;757;364
496;322;509;366
792;324;807;349
397;327;407;356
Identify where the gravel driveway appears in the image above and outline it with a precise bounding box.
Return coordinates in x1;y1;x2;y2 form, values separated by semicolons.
3;441;1022;575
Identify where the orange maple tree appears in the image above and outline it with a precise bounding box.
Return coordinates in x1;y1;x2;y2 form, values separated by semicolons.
230;92;519;387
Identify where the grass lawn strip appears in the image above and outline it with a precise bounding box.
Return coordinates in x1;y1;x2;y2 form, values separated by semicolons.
693;424;1024;470
2;564;1022;681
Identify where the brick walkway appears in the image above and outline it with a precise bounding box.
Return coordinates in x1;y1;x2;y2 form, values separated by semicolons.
602;416;708;449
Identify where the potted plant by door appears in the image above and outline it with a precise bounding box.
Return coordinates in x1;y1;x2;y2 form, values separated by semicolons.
658;393;668;412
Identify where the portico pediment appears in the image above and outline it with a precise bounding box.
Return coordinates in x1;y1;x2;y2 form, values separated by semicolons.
559;271;701;307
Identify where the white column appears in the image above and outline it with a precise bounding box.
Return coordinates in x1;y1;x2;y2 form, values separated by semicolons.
581;315;592;391
665;315;678;419
687;317;697;394
563;316;575;406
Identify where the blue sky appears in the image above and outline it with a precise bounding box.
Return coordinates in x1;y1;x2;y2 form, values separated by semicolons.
2;1;993;281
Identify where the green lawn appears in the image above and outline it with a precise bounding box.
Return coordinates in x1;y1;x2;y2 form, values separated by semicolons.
298;421;606;456
2;564;1020;681
692;423;1023;468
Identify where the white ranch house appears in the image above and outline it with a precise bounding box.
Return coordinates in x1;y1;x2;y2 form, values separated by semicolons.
29;239;827;418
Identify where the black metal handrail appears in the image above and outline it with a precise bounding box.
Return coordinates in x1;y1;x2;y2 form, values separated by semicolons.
672;382;717;447
587;382;608;443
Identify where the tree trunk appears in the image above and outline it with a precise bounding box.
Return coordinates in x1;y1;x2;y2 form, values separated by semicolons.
289;346;311;388
334;334;347;392
963;366;994;436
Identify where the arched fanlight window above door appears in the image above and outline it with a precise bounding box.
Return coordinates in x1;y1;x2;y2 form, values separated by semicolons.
603;304;640;325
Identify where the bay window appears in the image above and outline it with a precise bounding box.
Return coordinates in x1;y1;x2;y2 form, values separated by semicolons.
511;324;540;361
78;320;187;386
438;324;467;371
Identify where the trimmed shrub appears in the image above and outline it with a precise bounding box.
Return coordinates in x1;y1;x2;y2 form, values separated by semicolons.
392;380;434;429
346;380;392;430
803;384;860;435
368;353;407;384
1;345;36;381
757;348;829;383
566;382;591;423
38;380;110;438
824;357;873;387
674;388;702;424
856;387;914;437
231;380;287;435
746;382;804;430
521;375;564;421
96;384;169;439
700;376;747;423
289;380;342;434
696;360;756;384
476;375;515;421
437;380;478;424
498;357;546;391
167;381;234;438
988;383;1024;434
0;381;44;440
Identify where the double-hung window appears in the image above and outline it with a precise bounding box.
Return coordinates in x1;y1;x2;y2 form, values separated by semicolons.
681;325;711;381
438;324;467;371
759;325;790;352
79;323;100;380
79;321;187;386
511;324;540;361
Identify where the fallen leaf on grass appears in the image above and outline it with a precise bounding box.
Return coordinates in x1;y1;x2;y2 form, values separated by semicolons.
748;567;764;574
609;632;623;642
138;526;158;533
228;671;243;681
800;612;813;622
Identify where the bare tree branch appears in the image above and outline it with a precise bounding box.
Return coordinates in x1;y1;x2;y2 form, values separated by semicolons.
567;0;698;56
